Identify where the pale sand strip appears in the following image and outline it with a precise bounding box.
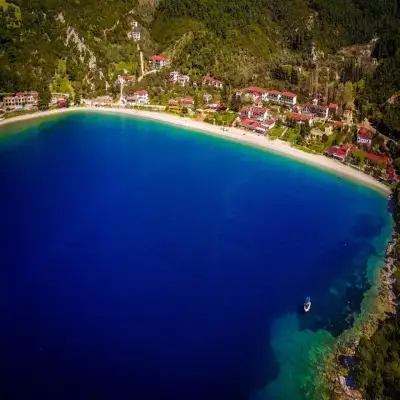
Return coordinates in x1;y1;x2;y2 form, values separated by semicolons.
0;106;391;195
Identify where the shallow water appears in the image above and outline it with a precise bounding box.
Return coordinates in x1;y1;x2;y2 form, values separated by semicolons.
0;112;392;399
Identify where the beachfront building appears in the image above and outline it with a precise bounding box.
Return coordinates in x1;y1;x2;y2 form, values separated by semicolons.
357;127;373;146
3;92;38;110
240;106;269;121
134;90;149;104
202;75;224;89
240;106;253;119
280;91;297;106
324;144;353;162
149;55;168;69
240;118;275;133
316;105;329;119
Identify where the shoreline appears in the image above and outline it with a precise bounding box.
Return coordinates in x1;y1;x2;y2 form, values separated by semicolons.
0;106;391;195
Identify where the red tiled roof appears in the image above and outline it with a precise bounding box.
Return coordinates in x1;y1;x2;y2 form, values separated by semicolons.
246;86;268;94
120;75;134;80
281;91;296;98
203;76;223;84
329;103;338;109
334;121;343;128
252;107;267;115
317;105;328;110
255;98;261;104
240;119;257;127
267;90;281;96
151;55;168;61
135;90;148;95
358;127;372;140
263;119;275;126
364;152;388;164
343;109;352;114
182;97;194;104
289;113;312;121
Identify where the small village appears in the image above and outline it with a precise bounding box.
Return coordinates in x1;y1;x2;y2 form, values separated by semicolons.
0;49;398;187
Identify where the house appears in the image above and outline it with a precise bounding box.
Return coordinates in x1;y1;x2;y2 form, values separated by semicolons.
343;109;353;124
3;92;38;110
202;76;224;89
263;119;276;131
252;107;269;121
287;112;313;126
266;90;281;103
150;55;168;69
240;106;253;119
324;145;352;162
316;105;329;119
329;103;339;116
133;90;149;104
280;91;297;106
245;87;267;101
357;127;373;146
118;75;134;86
168;99;178;106
334;121;344;130
130;31;140;41
170;71;190;86
182;97;195;107
351;148;389;166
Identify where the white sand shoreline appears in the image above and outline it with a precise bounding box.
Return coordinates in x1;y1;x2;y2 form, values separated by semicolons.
0;106;391;195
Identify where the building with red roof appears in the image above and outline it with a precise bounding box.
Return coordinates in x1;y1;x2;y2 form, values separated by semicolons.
182;97;195;106
202;75;224;89
150;55;169;69
329;103;339;115
118;75;135;86
280;91;297;106
288;113;313;125
324;145;353;162
357;127;373;146
3;92;38;110
131;90;149;104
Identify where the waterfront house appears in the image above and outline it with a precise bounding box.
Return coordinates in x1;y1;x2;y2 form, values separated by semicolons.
133;90;149;104
202;76;224;89
280;91;297;106
324;144;353;162
357;127;373;146
182;97;195;107
150;55;168;69
3;92;38;110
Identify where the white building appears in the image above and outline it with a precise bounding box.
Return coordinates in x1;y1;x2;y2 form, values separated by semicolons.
202;75;224;89
170;71;190;86
357;127;373;146
3;92;38;110
280;91;297;106
133;90;149;105
130;31;140;41
150;55;168;69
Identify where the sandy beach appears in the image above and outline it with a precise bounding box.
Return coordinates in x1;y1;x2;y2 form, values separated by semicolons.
0;106;391;195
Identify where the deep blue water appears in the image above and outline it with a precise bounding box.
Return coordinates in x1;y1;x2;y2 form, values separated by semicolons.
0;112;391;400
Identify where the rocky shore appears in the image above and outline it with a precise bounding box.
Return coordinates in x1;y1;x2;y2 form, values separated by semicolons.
325;192;399;399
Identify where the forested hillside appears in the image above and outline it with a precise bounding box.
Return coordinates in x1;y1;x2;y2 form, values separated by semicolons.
1;0;400;119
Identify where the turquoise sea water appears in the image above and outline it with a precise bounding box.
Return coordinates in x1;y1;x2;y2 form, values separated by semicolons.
0;112;392;399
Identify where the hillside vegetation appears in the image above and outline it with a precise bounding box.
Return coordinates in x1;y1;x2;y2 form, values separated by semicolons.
1;0;400;130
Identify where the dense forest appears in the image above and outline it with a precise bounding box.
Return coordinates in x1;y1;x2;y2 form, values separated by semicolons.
1;0;400;133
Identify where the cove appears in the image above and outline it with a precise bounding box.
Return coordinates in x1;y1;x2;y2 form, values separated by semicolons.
0;112;392;399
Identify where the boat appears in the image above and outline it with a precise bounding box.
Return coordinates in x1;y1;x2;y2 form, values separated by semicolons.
304;296;311;312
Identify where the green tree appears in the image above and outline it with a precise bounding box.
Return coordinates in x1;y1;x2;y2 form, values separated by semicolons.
229;94;241;112
344;81;354;108
38;88;51;110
